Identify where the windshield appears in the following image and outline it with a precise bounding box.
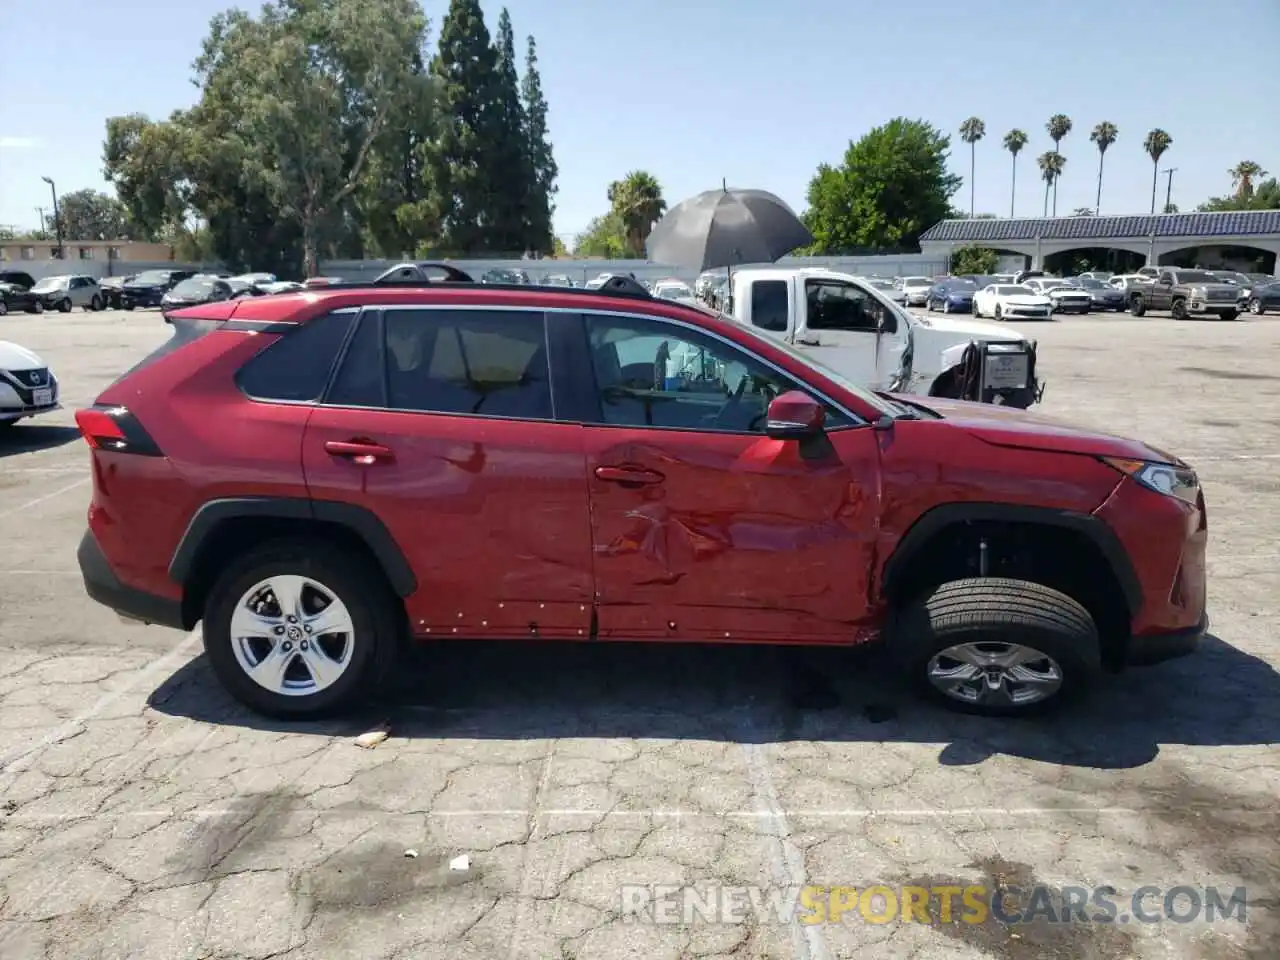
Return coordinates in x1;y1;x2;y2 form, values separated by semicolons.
1038;281;1070;290
132;271;171;284
1174;270;1220;284
655;283;692;298
997;285;1035;296
1078;278;1106;289
31;277;68;291
170;279;215;297
946;279;977;291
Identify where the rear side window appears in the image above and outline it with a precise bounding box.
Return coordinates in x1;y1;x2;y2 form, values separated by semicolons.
116;317;223;381
325;308;553;419
236;310;358;403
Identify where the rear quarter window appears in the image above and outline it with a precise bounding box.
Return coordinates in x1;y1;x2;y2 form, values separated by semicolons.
235;309;359;403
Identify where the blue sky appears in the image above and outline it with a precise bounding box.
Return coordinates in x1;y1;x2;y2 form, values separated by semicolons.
1;0;1277;240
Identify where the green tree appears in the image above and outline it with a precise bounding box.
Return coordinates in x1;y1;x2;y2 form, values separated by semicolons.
422;0;508;254
187;0;430;275
1229;161;1267;201
607;171;665;258
1045;114;1072;215
1002;129;1028;218
1037;152;1065;217
958;117;985;218
102;113;193;240
489;8;533;253
1143;129;1173;215
54;188;138;240
573;212;626;258
521;35;557;255
802;118;961;254
1089;121;1118;214
950;245;998;274
1070;206;1095;216
1197;167;1280;212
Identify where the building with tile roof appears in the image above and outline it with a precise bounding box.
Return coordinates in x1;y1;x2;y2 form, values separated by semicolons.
918;210;1280;270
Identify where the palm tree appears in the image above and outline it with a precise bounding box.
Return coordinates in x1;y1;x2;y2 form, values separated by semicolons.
1229;161;1268;200
959;117;986;218
607;171;666;258
1089;121;1118;214
1037;152;1065;217
1002;129;1028;217
1143;129;1173;214
1045;114;1072;214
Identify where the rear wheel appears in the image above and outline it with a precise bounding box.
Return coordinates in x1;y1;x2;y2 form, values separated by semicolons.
0;301;7;316
202;538;402;719
889;578;1100;716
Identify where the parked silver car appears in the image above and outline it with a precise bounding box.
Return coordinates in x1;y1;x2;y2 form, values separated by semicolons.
28;274;104;312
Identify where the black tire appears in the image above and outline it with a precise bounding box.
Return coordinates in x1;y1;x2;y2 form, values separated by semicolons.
1248;298;1265;315
123;304;134;311
888;578;1100;717
1129;295;1145;317
29;301;44;314
993;305;1003;320
89;295;103;311
57;298;72;313
1220;309;1239;321
0;302;7;316
1171;299;1187;321
202;538;403;719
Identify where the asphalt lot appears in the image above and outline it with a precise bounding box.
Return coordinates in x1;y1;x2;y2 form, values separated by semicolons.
0;307;1277;960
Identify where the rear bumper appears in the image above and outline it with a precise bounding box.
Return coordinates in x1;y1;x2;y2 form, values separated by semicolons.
77;529;186;630
1126;611;1206;665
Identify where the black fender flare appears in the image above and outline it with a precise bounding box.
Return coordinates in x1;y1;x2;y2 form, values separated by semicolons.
167;496;417;597
880;502;1141;613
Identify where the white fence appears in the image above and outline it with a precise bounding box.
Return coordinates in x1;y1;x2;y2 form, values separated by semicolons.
319;253;951;286
0;260;225;282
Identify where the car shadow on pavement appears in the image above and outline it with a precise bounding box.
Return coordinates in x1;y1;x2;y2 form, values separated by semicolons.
147;631;1280;770
0;423;81;458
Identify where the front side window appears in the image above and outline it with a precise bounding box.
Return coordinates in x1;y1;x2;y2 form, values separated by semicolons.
803;279;896;333
327;308;553;419
750;279;789;331
584;313;853;434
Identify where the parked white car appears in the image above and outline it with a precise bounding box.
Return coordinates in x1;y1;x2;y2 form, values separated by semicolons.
973;283;1054;320
1023;278;1093;315
652;278;694;301
0;340;59;428
29;274;104;312
897;276;933;307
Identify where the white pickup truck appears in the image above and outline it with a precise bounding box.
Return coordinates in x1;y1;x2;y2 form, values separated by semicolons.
716;266;1045;408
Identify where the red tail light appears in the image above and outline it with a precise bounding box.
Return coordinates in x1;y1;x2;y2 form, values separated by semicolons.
74;405;163;457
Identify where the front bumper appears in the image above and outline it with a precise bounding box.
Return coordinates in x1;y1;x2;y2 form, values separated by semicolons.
1187;300;1239;315
121;288;165;307
77;529;186;630
0;374;59;421
1051;298;1092;313
1126;611;1206;666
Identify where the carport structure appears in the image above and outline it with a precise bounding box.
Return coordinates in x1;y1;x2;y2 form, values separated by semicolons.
919;210;1280;272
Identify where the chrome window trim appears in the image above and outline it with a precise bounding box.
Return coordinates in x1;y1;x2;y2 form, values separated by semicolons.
372;302;869;429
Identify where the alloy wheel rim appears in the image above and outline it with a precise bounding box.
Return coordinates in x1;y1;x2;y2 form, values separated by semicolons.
229;574;356;696
927;641;1063;707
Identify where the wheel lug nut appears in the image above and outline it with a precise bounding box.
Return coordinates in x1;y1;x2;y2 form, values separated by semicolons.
303;625;312;634
274;626;285;635
287;615;298;623
282;641;292;651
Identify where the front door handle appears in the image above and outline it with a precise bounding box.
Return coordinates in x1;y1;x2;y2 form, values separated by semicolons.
595;465;664;485
324;439;394;465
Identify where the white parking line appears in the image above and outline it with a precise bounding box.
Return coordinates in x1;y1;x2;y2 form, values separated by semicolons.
0;477;89;520
0;627;201;774
2;807;1143;823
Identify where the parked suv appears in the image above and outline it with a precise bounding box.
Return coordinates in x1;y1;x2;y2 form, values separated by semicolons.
29;274;104;312
75;266;1208;719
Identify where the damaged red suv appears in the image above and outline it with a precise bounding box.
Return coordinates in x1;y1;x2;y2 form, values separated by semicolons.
75;266;1207;719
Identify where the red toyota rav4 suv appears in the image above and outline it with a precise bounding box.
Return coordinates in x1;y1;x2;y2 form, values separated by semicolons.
75;267;1207;719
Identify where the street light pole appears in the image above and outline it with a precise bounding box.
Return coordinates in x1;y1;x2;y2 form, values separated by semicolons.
1162;168;1177;213
41;176;63;259
35;207;45;235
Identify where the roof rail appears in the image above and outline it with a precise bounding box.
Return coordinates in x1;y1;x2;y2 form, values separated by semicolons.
373;262;475;284
585;273;652;298
290;265;654;301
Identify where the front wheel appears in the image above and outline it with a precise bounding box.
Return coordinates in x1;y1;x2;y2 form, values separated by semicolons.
1220;309;1239;321
0;301;7;316
1171;299;1188;321
202;538;402;719
57;298;72;313
29;301;44;314
1248;298;1265;315
88;295;103;311
993;305;1003;320
889;578;1100;716
1129;295;1146;317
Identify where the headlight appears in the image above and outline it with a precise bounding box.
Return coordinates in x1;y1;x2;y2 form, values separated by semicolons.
1101;456;1199;504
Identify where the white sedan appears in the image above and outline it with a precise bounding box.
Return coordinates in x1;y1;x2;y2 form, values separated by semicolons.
898;276;933;307
972;284;1054;321
0;340;60;429
1024;278;1092;314
652;279;694;301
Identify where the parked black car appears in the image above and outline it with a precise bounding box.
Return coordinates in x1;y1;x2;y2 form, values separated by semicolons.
0;281;43;315
226;278;262;299
481;268;531;284
1246;279;1280;315
121;270;196;309
160;277;234;317
1071;277;1127;311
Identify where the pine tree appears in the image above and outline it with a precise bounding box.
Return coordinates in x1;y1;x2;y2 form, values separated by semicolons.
490;8;533;254
422;0;503;254
521;35;557;256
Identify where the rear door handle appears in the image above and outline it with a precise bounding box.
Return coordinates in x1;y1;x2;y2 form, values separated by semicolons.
324;439;394;464
595;465;664;485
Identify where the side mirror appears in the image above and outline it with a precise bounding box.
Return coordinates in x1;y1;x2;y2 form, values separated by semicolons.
765;390;825;440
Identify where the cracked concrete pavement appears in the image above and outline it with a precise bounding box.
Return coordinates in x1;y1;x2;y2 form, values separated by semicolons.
0;308;1277;959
